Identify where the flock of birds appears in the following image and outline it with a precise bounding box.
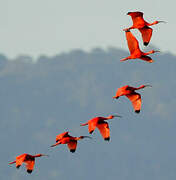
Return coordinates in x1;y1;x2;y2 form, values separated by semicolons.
9;11;165;174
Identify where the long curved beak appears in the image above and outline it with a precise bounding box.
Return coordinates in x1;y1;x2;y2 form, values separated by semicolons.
83;136;92;139
158;21;167;23
144;85;152;88
113;114;122;118
42;154;49;157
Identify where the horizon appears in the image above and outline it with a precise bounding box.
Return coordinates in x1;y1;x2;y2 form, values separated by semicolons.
2;1;176;58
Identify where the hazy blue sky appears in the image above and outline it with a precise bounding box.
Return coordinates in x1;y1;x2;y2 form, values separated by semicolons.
1;1;176;179
1;0;175;58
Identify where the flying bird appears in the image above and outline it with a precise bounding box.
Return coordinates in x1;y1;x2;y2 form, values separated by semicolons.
120;29;159;63
113;85;151;113
51;132;91;153
55;131;70;142
124;11;165;46
9;153;48;174
81;115;121;141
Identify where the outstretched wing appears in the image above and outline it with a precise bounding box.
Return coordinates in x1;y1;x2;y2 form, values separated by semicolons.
114;85;128;98
138;26;153;46
25;160;35;174
140;55;153;63
125;92;141;113
67;141;77;153
97;122;110;141
56;131;69;142
16;154;26;168
128;12;145;25
88;119;97;134
125;31;140;54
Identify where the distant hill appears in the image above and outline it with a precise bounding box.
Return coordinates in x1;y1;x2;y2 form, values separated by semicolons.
2;47;176;180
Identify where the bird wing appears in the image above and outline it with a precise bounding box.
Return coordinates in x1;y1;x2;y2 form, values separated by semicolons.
138;26;153;46
125;92;141;113
128;12;145;25
56;131;69;142
125;31;140;54
114;85;129;98
67;141;77;152
88;120;97;134
97;122;110;140
139;55;153;63
16;154;26;168
25;160;35;173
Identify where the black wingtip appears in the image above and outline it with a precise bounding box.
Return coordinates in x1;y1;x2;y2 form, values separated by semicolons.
144;42;149;46
70;149;76;153
125;29;130;32
16;165;20;169
27;170;33;174
135;110;140;113
104;137;110;141
113;96;119;99
90;130;93;134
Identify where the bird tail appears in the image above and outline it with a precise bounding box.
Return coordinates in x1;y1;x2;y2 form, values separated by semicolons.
80;122;88;126
9;161;16;165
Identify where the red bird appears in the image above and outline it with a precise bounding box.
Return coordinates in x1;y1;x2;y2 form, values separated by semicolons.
55;131;69;142
81;115;121;141
113;85;151;113
51;132;91;153
124;11;165;46
120;29;159;63
9;153;48;173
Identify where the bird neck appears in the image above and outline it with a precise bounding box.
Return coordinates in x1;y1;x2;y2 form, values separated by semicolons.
148;21;158;26
33;154;42;158
80;122;88;126
143;50;155;56
106;116;113;120
137;85;145;90
76;136;83;140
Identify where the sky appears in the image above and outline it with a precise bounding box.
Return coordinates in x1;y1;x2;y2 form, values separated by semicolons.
1;1;176;179
1;0;176;59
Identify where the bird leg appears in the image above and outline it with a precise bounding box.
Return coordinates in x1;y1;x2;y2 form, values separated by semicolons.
120;57;130;62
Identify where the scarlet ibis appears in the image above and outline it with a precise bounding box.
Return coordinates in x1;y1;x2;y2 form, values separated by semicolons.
120;29;159;63
124;11;165;46
51;132;91;153
9;153;48;173
113;85;151;113
55;131;69;142
81;115;121;141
